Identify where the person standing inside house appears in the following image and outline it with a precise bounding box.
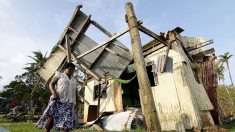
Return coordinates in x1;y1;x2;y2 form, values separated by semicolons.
37;62;79;132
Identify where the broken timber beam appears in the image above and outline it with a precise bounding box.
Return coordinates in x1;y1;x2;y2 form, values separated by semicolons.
76;27;130;59
138;25;168;46
91;20;112;37
161;31;176;72
30;76;42;97
70;15;91;45
91;19;133;51
57;45;101;81
65;35;72;62
125;2;161;132
161;43;172;73
187;39;213;52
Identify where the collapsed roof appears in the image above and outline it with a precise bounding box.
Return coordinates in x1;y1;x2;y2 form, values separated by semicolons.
38;5;133;83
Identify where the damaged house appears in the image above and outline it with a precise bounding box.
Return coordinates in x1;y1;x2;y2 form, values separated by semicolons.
37;4;222;131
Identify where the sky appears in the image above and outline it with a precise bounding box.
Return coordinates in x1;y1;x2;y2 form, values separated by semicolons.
0;0;235;90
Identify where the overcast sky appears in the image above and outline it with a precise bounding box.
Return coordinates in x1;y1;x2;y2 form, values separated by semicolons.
0;0;235;90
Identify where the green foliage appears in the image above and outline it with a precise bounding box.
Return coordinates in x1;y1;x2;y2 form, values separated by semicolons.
218;52;234;86
219;52;233;64
223;122;235;132
24;50;47;74
217;86;235;116
216;65;225;84
0;50;49;111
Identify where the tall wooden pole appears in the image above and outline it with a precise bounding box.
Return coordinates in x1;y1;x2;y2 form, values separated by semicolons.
65;35;72;62
125;2;161;131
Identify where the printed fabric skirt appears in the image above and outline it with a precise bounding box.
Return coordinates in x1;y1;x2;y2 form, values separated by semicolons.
36;99;79;131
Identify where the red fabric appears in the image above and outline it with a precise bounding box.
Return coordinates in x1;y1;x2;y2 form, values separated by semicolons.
11;99;17;106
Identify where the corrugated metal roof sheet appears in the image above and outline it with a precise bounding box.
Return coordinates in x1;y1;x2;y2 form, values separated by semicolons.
39;7;132;81
59;10;89;45
181;36;206;55
90;41;133;78
71;33;103;67
72;33;133;78
38;48;66;81
38;9;89;82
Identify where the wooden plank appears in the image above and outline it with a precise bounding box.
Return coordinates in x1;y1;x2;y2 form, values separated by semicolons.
91;20;132;53
192;48;215;61
71;15;91;45
92;124;103;131
88;46;106;68
77;28;129;59
57;45;101;81
187;40;213;52
91;20;112;37
89;20;128;69
138;25;168;46
30;77;42;97
65;35;72;62
160;31;176;73
97;83;101;117
105;47;119;56
113;82;123;112
161;43;172;73
143;43;165;57
176;36;193;61
57;5;83;46
68;27;78;33
77;92;89;105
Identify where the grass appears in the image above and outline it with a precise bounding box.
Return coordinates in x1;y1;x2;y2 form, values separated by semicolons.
0;123;98;132
217;86;235;131
223;122;235;132
0;123;45;132
0;87;234;132
217;86;235;116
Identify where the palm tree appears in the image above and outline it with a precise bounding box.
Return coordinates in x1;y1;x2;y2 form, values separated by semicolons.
24;50;47;74
23;50;47;91
219;52;234;87
216;65;225;85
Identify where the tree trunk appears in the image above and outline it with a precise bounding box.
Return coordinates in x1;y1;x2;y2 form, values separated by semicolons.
226;61;234;87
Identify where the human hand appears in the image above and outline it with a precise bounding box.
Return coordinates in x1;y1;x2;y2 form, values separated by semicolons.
52;93;59;100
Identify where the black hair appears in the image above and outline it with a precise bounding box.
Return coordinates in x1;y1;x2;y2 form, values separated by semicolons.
64;62;75;69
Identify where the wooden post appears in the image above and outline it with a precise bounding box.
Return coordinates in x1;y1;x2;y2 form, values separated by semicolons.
125;2;161;131
161;43;172;73
97;83;101;117
65;35;72;62
30;77;42;97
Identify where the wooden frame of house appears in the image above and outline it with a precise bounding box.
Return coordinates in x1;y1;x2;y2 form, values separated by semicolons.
36;4;221;131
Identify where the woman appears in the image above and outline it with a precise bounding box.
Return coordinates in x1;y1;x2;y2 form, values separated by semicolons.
37;62;79;132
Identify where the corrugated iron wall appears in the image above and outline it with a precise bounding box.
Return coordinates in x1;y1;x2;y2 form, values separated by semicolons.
143;42;215;130
146;46;201;131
